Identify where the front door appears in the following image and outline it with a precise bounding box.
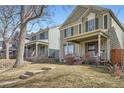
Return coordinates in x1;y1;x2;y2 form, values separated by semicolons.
85;41;98;57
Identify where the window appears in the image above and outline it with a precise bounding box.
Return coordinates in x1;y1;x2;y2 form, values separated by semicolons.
0;41;2;47
64;27;73;37
40;32;48;39
95;18;99;29
12;44;16;48
103;15;108;29
64;44;74;55
44;32;48;39
32;36;36;40
40;33;44;39
85;42;98;57
85;18;99;32
86;19;95;32
79;24;81;33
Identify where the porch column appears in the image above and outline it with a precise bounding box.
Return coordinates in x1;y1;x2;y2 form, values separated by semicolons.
78;44;81;56
67;42;69;54
107;38;110;61
98;34;101;57
35;42;38;57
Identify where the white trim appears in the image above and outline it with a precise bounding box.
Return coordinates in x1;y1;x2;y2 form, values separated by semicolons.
60;21;81;31
83;39;98;44
61;6;78;28
103;13;109;30
98;34;101;57
78;8;89;21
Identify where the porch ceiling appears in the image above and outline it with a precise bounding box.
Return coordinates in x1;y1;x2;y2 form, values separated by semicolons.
64;29;109;43
25;40;48;46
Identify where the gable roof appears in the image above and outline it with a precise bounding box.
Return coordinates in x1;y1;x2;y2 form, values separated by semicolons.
60;5;124;31
109;10;124;31
60;6;87;28
31;25;61;37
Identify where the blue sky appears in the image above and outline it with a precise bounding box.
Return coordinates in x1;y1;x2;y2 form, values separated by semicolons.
30;5;124;32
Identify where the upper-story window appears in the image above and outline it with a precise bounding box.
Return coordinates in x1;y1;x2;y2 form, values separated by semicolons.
85;18;99;32
0;41;2;47
86;19;95;32
103;14;108;29
12;44;16;48
32;36;36;40
78;24;81;34
40;32;48;39
64;27;73;37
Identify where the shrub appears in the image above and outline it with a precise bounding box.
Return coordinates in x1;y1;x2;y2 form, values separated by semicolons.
114;64;122;79
64;54;75;65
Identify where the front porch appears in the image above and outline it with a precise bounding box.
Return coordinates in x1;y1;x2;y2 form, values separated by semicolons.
25;40;48;58
64;29;110;62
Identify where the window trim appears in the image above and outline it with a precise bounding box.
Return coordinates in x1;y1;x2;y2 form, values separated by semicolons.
103;14;108;29
64;43;75;55
64;27;73;38
40;32;48;39
85;19;96;32
78;24;82;34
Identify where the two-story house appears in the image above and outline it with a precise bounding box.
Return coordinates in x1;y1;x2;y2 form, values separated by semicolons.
25;25;60;59
60;5;124;62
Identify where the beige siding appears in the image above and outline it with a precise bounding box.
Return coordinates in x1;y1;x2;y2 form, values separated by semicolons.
73;25;78;35
98;14;103;29
109;17;124;49
74;44;79;56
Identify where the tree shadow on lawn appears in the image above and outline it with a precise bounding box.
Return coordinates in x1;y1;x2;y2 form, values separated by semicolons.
0;68;13;74
86;65;110;74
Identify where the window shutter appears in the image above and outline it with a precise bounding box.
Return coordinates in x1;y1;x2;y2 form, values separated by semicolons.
71;27;73;36
64;29;66;37
95;18;99;29
85;21;88;32
79;24;81;33
104;15;108;29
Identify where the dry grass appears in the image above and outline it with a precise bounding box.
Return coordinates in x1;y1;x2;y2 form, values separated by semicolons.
0;59;124;88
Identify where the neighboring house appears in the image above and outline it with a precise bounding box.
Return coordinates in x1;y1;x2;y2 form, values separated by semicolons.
59;5;124;62
25;25;60;59
0;40;17;58
0;32;30;58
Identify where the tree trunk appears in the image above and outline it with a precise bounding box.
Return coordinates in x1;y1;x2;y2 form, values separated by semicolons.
5;41;9;59
13;23;26;68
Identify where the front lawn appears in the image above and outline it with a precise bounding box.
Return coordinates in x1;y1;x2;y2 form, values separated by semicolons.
0;59;124;88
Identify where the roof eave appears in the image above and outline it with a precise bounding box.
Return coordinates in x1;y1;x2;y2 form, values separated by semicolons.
109;10;124;31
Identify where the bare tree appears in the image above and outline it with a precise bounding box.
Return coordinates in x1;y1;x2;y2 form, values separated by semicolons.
0;6;20;59
13;5;71;67
13;5;46;67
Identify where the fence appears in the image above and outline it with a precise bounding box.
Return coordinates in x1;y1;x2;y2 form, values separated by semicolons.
111;49;124;65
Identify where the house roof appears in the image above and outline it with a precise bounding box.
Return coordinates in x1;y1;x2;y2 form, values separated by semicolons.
109;10;124;31
31;25;61;37
60;5;124;31
25;40;48;46
60;6;87;29
31;28;49;37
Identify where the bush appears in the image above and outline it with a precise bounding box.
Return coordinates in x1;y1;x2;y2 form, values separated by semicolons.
64;54;75;65
84;52;100;66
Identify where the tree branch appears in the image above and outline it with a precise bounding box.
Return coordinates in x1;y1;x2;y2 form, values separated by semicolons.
25;5;45;23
